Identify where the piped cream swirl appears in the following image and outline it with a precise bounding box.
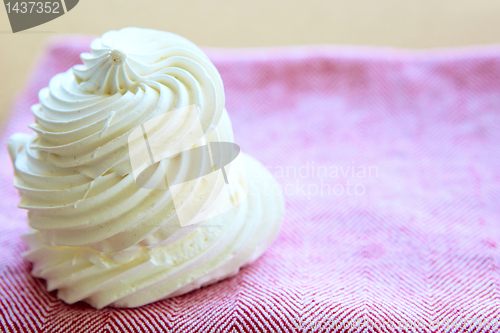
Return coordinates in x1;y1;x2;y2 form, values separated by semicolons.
8;28;283;308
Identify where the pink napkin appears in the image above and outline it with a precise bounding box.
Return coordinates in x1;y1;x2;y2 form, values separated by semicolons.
2;38;500;332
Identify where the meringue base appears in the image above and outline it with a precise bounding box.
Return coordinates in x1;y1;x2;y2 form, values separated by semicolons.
22;154;284;309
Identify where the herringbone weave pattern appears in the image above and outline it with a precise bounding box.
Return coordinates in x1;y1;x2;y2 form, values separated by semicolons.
1;39;500;332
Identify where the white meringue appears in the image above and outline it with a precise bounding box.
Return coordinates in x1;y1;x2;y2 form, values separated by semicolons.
8;27;284;309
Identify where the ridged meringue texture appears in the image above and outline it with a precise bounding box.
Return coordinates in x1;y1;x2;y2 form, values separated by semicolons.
8;27;284;309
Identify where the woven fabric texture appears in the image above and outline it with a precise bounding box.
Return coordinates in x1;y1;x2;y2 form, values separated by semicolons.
1;39;500;332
